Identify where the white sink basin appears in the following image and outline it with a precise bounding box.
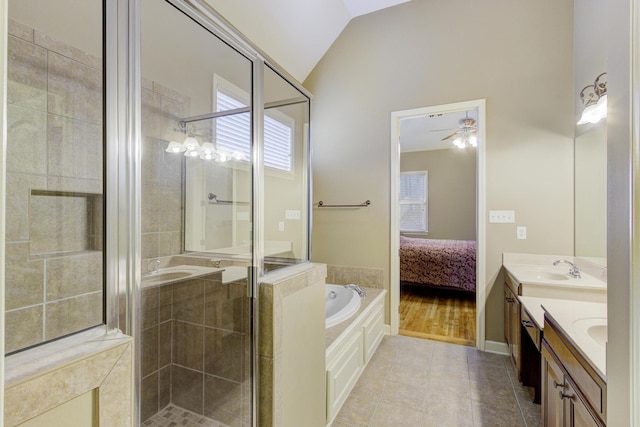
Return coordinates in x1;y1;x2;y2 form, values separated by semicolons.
572;317;607;347
142;265;220;287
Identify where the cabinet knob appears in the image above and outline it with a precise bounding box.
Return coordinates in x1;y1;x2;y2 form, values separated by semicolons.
521;320;534;328
506;297;515;303
559;391;572;400
553;380;565;389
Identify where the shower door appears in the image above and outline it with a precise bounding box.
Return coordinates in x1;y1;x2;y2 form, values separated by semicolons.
139;1;255;425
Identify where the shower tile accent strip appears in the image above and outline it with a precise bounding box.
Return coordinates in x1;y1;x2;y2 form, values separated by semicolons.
5;18;103;353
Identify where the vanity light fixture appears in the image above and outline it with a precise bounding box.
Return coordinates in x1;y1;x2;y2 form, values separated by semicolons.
577;72;607;125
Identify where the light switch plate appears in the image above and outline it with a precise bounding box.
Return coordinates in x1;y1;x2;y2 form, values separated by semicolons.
285;210;301;220
489;210;515;223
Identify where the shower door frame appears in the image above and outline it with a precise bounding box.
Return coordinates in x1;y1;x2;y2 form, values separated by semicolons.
112;1;313;425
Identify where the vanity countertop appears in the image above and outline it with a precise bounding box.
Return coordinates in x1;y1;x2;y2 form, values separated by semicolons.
541;299;607;379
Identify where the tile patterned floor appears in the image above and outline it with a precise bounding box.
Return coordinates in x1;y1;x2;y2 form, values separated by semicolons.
331;335;542;427
143;405;226;427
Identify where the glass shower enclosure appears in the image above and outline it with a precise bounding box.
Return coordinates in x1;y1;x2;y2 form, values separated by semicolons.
138;1;311;426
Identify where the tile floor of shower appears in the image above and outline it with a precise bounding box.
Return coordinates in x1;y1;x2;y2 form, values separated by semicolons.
144;335;540;427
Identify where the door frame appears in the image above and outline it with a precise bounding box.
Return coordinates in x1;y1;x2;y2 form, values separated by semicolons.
389;99;486;350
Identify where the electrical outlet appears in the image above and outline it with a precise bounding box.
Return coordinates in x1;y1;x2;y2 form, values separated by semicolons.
517;226;527;240
278;221;285;232
489;210;515;223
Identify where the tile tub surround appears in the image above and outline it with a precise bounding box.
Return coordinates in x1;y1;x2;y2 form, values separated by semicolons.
327;264;384;289
4;328;134;426
331;335;541;427
141;270;251;425
5;18;104;353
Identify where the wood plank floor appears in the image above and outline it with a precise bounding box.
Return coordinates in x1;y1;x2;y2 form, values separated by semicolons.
399;284;476;346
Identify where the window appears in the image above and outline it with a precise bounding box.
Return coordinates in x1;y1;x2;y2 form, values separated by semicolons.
215;78;293;172
400;171;428;232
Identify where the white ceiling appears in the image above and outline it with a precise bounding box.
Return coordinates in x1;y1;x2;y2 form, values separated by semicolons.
399;110;478;152
204;0;412;82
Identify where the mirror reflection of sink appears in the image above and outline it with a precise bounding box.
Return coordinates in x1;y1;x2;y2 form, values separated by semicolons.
520;270;569;281
572;317;607;347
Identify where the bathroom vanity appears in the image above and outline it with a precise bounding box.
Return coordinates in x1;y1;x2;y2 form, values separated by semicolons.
502;253;607;424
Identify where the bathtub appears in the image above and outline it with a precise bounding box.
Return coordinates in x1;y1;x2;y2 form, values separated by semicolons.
325;284;361;328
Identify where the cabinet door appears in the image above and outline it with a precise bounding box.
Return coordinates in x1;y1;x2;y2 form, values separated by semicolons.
504;286;511;345
543;349;565;427
505;286;521;375
563;381;600;427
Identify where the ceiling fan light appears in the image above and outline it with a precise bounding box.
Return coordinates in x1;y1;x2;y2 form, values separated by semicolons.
469;135;478;147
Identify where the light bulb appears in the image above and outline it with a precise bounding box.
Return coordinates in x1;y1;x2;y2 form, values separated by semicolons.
182;136;200;151
201;142;215;154
469;135;478;147
165;141;185;153
184;149;200;158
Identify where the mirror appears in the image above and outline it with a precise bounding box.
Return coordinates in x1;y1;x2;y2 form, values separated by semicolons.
573;0;607;259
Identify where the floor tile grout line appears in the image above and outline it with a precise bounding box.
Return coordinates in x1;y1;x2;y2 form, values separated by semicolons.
503;357;531;427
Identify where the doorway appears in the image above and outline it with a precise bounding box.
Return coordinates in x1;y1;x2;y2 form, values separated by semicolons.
390;99;486;350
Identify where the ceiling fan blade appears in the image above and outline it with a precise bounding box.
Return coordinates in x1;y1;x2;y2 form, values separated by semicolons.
429;127;458;132
441;131;458;141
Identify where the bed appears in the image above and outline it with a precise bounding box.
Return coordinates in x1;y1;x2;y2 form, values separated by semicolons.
399;235;476;292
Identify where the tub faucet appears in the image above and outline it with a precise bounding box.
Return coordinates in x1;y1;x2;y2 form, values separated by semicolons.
147;259;161;275
553;260;581;279
344;284;367;298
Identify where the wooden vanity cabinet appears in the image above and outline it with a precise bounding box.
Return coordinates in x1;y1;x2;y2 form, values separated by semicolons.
542;315;606;427
504;278;521;379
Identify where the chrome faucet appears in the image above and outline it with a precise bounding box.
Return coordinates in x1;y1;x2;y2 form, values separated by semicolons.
553;260;581;279
344;283;367;298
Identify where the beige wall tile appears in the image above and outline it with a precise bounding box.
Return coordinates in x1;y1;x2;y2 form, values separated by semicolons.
5;242;44;310
7;35;47;111
45;292;102;340
204;375;242;423
34;30;101;70
158;321;172;368
5;305;44;353
159;231;181;257
30;193;88;255
46;176;102;194
45;252;102;300
47;51;102;124
7;105;47;174
204;280;243;332
141;372;158;422
158;366;171;410
173;279;204;324
204;328;243;382
8;19;34;42
47;114;102;180
141;326;158;377
171;365;204;415
142;233;160;259
6;172;47;242
173;321;204;371
142;287;159;330
141;89;185;143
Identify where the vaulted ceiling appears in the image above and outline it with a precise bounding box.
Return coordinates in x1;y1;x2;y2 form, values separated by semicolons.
203;0;411;82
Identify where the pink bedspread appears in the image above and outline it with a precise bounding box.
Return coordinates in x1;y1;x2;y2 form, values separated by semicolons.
400;236;476;292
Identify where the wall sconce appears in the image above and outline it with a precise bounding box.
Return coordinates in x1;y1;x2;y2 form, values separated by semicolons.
165;123;242;163
577;72;607;125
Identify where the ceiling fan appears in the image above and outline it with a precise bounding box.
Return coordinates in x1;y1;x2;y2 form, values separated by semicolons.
432;117;478;141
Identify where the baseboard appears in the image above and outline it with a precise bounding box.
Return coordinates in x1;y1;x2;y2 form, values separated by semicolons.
484;340;509;355
383;324;391;335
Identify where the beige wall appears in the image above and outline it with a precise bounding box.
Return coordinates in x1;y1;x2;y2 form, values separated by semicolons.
400;148;476;241
305;0;575;342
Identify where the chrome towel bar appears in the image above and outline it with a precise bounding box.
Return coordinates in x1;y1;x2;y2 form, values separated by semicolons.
316;200;371;208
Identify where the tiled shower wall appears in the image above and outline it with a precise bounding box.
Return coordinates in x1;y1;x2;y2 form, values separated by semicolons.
5;19;103;353
141;273;250;425
141;77;188;265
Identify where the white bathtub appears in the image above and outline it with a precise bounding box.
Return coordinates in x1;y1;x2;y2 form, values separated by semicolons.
325;284;361;328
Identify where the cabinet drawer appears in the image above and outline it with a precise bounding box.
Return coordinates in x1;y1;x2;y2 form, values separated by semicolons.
544;319;606;422
521;305;540;351
363;303;384;363
326;330;364;421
